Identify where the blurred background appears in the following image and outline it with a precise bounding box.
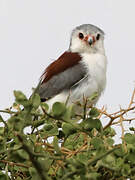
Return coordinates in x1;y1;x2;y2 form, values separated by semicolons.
0;0;135;141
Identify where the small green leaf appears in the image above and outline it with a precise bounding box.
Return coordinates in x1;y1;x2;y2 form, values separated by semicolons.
126;152;135;164
0;143;5;153
33;119;45;128
62;105;75;120
44;124;53;131
114;145;126;157
103;154;115;164
0;127;4;135
14;90;27;101
31;93;41;109
115;157;124;168
129;127;135;131
124;133;135;144
106;138;114;146
17;149;29;160
29;167;40;180
43;124;59;136
91;137;103;149
89;107;100;117
121;164;131;176
41;102;49;111
0;172;7;180
84;118;102;131
62;123;77;136
14;90;31;107
86;172;101;180
37;157;53;171
103;127;116;137
52;102;66;116
77;153;90;164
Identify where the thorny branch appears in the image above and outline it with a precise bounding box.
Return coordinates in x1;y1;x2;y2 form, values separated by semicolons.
0;160;29;168
99;88;135;130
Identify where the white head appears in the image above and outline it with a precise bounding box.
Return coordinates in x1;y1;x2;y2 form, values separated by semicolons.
69;24;105;54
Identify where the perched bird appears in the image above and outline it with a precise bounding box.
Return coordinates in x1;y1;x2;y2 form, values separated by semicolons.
38;24;107;109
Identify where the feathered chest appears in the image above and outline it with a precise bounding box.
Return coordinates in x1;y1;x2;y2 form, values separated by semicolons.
80;53;107;85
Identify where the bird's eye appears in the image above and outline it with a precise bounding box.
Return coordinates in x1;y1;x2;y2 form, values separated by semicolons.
79;33;84;39
96;33;100;40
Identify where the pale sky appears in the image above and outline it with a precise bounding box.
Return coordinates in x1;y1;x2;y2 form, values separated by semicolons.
0;0;135;140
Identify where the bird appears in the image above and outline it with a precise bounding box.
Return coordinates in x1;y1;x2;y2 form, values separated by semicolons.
38;24;107;109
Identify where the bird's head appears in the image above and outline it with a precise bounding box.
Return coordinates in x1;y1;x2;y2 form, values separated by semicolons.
69;24;105;54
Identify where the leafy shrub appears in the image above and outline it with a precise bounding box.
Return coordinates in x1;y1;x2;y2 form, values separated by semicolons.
0;90;135;180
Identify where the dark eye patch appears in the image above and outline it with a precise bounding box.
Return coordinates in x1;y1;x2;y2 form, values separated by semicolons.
79;33;84;39
96;33;100;40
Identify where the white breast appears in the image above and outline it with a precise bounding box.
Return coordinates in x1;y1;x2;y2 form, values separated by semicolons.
82;53;107;90
69;53;107;103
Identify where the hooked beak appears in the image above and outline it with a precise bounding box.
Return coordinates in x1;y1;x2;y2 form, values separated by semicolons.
84;35;95;46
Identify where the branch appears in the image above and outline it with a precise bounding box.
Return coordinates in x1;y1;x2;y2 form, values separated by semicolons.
102;88;135;130
87;147;119;166
0;160;29;168
17;134;49;180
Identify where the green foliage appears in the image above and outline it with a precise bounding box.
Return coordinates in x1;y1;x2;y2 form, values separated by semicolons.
0;91;135;180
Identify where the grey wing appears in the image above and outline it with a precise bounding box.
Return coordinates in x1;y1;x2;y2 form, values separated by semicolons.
38;63;87;100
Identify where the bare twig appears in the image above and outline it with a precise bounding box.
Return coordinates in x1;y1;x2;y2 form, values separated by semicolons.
102;88;135;130
0;160;29;168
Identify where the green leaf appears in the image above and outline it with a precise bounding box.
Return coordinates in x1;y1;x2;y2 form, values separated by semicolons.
115;157;124;168
14;90;27;101
77;153;90;165
124;133;135;144
9;149;29;162
0;136;4;142
86;172;101;179
83;118;102;131
37;157;53;171
0;143;6;153
62;123;77;136
14;90;30;107
121;164;131;176
91;137;103;149
0;173;8;180
103;154;115;164
16;177;23;180
103;127;116;137
129;127;135;131
29;167;40;180
17;149;29;160
89;107;100;117
114;145;126;157
31;93;41;109
44;124;54;131
0;127;4;135
41;102;49;111
106;138;114;146
43;124;59;136
52;102;66;116
126;152;135;164
64;133;84;150
33;119;45;128
62;105;75;121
